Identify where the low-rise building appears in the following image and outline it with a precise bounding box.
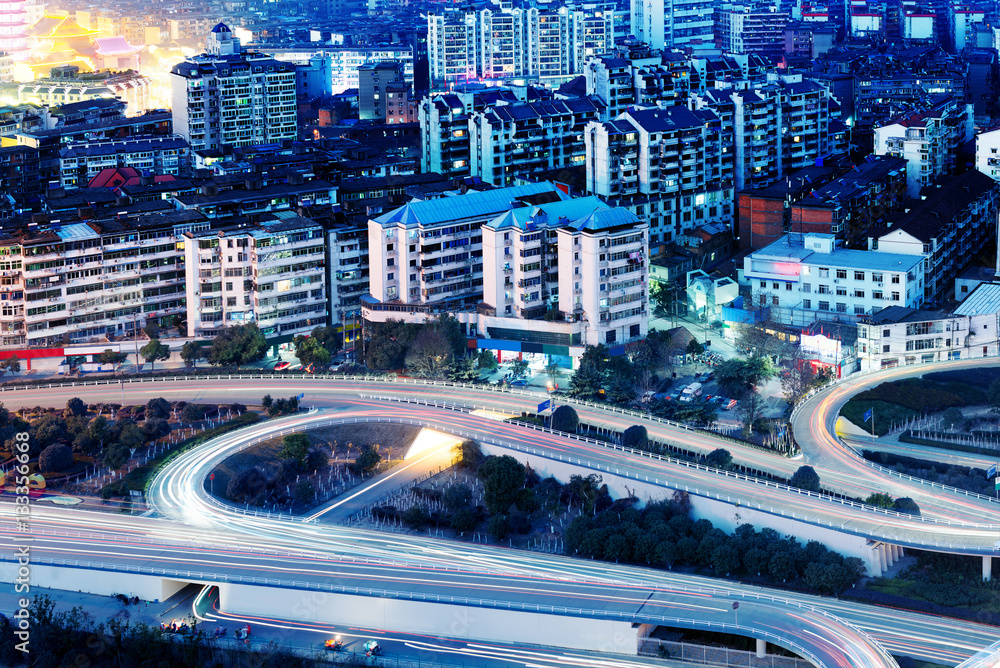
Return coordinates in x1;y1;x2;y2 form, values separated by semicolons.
743;232;926;327
58;135;190;189
857;305;996;372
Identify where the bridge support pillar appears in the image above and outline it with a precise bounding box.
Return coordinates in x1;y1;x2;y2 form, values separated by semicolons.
984;555;993;582
756;638;766;658
878;544;888;574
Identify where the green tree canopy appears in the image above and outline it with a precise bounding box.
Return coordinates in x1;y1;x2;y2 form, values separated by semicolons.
294;335;332;369
279;433;311;467
568;361;605;400
206;324;268;369
180;341;206;368
404;327;454;378
478;455;526;514
97;350;128;366
140;338;170;370
789;465;821;493
550;405;579;433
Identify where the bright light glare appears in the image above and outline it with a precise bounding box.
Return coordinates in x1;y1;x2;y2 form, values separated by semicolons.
405;428;460;460
469;409;517;421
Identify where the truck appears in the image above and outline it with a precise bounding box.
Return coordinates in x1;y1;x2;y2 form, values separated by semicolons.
679;382;703;402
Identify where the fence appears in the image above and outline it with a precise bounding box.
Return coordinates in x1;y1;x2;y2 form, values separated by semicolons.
638;638;813;668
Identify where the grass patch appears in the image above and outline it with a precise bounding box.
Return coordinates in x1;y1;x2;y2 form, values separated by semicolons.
842;399;918;435
925;367;1000;388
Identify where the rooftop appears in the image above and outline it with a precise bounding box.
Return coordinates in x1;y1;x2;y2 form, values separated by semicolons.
863;305;957;324
751;233;924;273
374;182;565;228
955;282;1000;316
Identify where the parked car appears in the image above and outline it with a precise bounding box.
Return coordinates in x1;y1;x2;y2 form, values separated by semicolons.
719;398;737;410
697;372;714;383
510;378;529;387
273;361;291;371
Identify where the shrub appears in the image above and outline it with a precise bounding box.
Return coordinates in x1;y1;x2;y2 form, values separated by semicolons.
227;467;267;503
550;405;579;433
703;448;734;471
181;404;205;422
145;398;171;420
38;443;74;472
621;425;648;450
450;507;477;532
789;465;821;493
443;483;472;511
487;514;510;541
403;506;429;530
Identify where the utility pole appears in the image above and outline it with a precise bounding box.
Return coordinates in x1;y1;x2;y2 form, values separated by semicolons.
133;311;140;375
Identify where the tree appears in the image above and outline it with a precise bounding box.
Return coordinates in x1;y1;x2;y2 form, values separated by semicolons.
403;506;429;529
141;418;170;440
206;323;268;369
293;335;332;369
622;425;648;450
0;355;21;375
180;341;205;368
453;439;484;470
305;447;327;472
451;507;477;532
145;397;171;420
736;390;766;439
865;492;895;508
478;455;526;514
182;404;205;422
227;467;267;504
544;359;561;385
893;497;920;515
448;354;480;382
443;483;473;511
34;414;68;448
510;359;529;380
605;371;636;405
789;465;821;493
308;325;341;354
941;407;963;430
65;398;87;418
261;394;273;410
550;405;579;433
103;442;131;470
686;339;705;357
703;448;734;471
279;433;311;467
733;292;785;359
568;361;605;400
140;338;170;371
487;513;511;541
355;444;382;475
39;443;74;472
405;327;453;378
717;357;777;398
294;480;315;507
476;349;498;371
651;280;678;320
97;349;128;367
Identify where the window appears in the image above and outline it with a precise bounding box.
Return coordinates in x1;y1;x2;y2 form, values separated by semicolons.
817;285;830;294
772;282;780;290
883;329;890;337
836;269;847;279
802;266;811;276
854;289;864;298
891;274;900;284
760;281;766;288
872;273;883;283
855;305;866;314
873;290;883;300
883;344;891;353
854;271;865;281
803;299;811;309
891;291;900;301
772;296;779;305
818;267;829;278
836;303;846;312
905;322;931;336
818;301;829;311
836;287;846;296
802;283;811;293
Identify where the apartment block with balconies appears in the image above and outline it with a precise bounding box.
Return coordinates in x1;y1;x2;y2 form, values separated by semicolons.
183;217;327;339
469;96;605;187
857;307;996;372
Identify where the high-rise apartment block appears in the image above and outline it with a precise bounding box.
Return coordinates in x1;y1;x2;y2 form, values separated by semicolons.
584;106;733;246
715;4;790;60
631;0;715;51
427;5;614;85
170;24;297;154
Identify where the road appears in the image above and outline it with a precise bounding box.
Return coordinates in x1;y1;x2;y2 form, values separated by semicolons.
2;367;1000;665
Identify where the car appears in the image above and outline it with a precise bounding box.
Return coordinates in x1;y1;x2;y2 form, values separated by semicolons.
273;361;291;371
364;640;381;656
710;395;724;404
325;636;344;651
510;378;529;387
697;372;714;382
720;398;737;410
669;389;682;400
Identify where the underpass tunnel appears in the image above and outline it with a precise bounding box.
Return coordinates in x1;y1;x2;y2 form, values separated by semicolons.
637;625;786;664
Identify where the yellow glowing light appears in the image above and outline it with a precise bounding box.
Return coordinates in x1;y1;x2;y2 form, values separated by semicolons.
404;428;460;460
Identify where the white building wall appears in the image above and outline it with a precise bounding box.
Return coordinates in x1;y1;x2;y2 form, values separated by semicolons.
975;129;1000;181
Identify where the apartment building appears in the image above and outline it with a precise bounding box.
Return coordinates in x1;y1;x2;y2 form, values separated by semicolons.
58;136;190;189
715;4;790;60
183;216;327;339
469;97;604;187
584;50;694;119
975;126;1000;181
359;61;407;122
857;306;996;372
170;24;297;154
418;87;525;177
8;66;152;115
874;170;1000;302
364;181;648;351
0;145;40;209
584;105;733;246
173;175;338;220
427;5;613;85
743;232;926;327
873;95;974;198
632;0;715;51
0;214;198;349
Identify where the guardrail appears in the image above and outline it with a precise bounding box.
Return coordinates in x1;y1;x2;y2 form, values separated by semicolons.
3;551;897;668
